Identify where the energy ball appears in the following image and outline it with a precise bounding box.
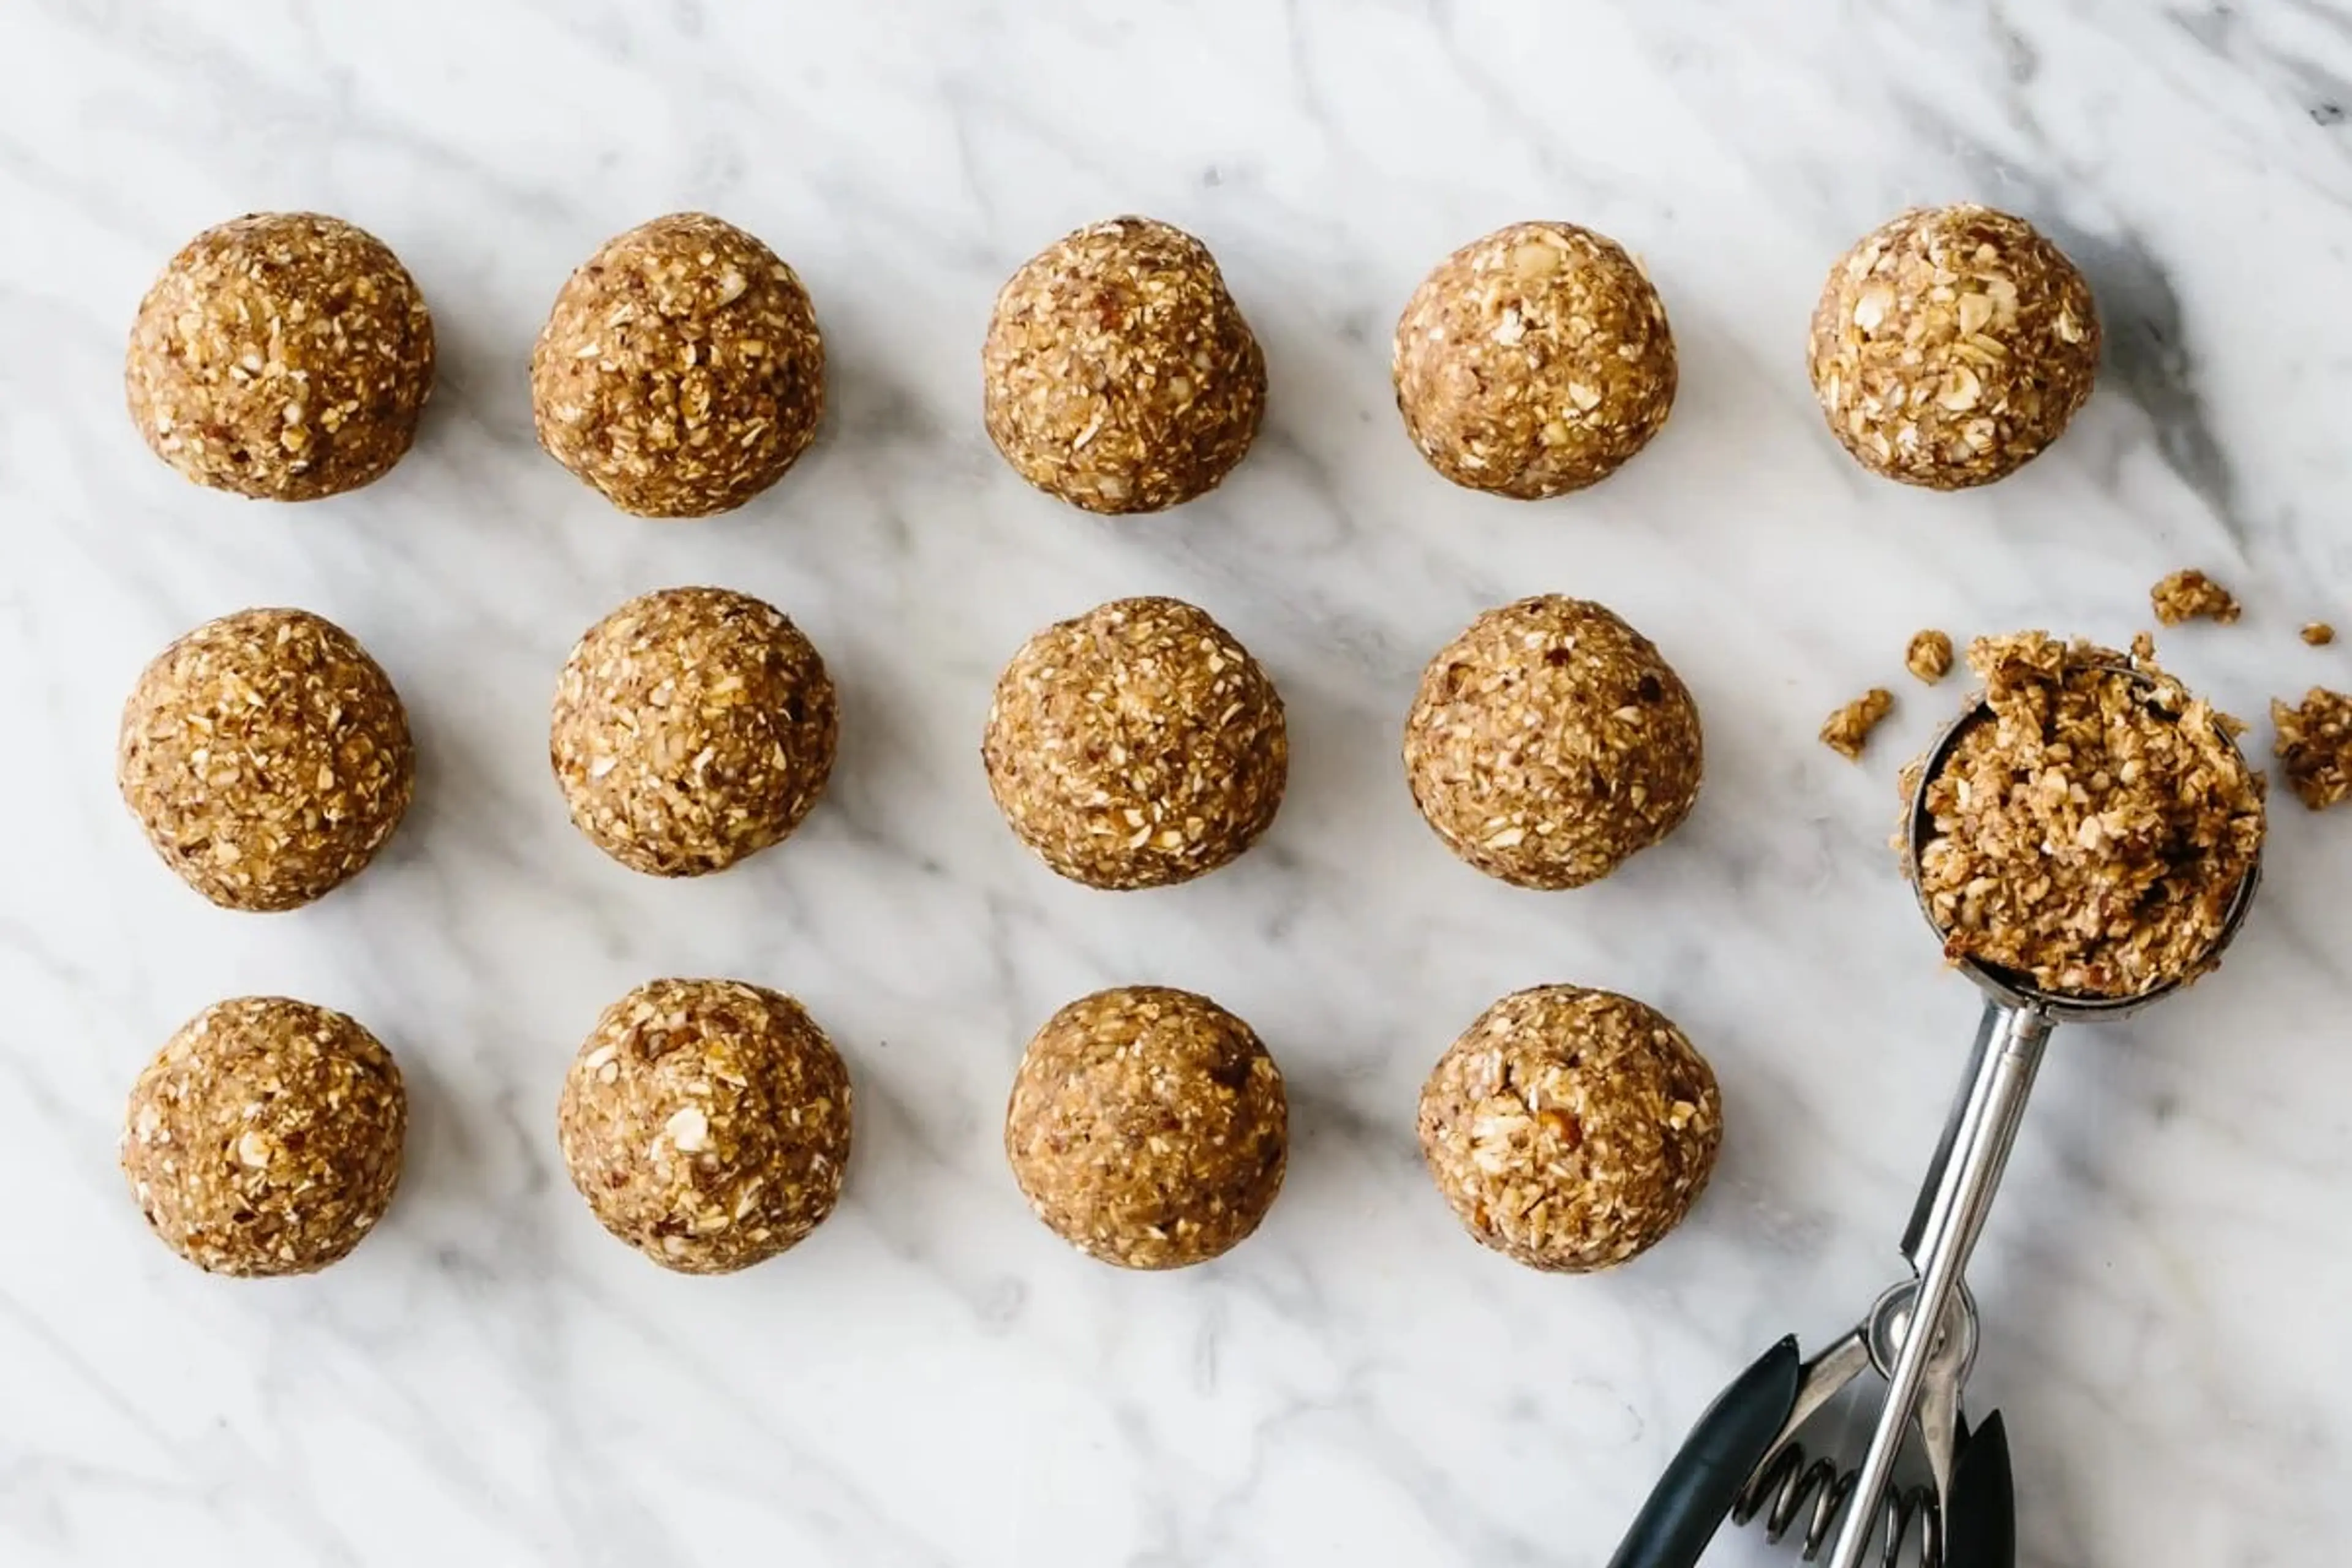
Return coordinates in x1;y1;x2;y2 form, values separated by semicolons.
121;997;407;1277
1419;986;1721;1273
1393;221;1676;499
532;213;824;518
982;596;1286;889
1809;204;2099;489
1404;596;1703;889
126;212;435;501
118;607;415;911
551;587;837;876
982;217;1265;514
1005;986;1287;1270
558;978;852;1275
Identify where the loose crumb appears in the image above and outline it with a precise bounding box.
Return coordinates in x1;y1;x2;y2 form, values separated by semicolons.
2150;568;2242;626
2132;630;2158;663
2302;622;2335;647
1822;688;1896;761
1905;630;1954;684
1913;632;2266;998
2272;688;2352;810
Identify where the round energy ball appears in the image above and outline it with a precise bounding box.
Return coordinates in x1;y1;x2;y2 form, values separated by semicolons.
1005;986;1287;1270
1808;204;2100;488
982;596;1286;889
1404;596;1702;889
551;587;837;876
125;212;435;501
121;996;407;1277
982;216;1266;514
1419;986;1721;1273
558;978;852;1274
1393;222;1676;499
532;213;825;518
118;607;415;911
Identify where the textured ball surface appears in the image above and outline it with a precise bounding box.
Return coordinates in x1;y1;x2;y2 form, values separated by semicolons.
558;978;853;1275
1006;986;1287;1270
126;211;434;501
122;997;407;1277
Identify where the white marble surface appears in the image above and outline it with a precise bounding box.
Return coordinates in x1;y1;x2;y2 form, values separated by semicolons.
3;1;2350;1562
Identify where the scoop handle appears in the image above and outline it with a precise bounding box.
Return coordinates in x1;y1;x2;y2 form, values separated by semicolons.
1604;1336;1801;1568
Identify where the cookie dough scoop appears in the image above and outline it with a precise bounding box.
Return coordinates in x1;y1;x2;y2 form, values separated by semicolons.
1609;660;2263;1568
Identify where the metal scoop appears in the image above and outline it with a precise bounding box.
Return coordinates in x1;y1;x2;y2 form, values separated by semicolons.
1608;674;2261;1568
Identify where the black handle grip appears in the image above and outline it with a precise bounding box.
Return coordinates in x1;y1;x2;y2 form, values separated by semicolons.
1943;1409;2016;1568
1605;1336;1803;1568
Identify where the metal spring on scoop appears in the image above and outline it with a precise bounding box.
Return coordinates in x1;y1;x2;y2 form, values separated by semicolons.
1732;1442;1941;1567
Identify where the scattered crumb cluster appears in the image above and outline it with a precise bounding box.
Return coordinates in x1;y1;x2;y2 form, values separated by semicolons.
2151;568;2242;626
2272;688;2352;810
1821;687;1896;761
1913;632;2266;998
1905;629;1954;684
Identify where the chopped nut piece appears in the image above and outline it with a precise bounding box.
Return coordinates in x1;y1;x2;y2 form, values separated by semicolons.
1807;205;2099;489
558;978;851;1274
126;213;434;500
2272;688;2352;810
551;587;837;876
121;997;406;1277
1905;629;1955;684
2150;568;2242;626
983;597;1285;889
1417;986;1721;1273
983;217;1264;514
2301;622;2336;647
1821;687;1896;760
532;213;824;518
1006;987;1286;1270
1912;632;2266;998
118;608;414;911
1404;597;1703;889
1393;222;1676;499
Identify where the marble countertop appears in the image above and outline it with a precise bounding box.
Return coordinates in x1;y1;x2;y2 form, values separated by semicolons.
5;1;2351;1563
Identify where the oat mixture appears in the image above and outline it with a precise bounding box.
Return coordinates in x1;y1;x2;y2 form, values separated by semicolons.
1417;986;1720;1274
532;213;824;518
1822;687;1897;761
982;217;1264;514
1906;628;1955;684
122;997;406;1277
1809;205;2098;489
126;212;434;501
1392;221;1675;499
2272;688;2352;810
1404;596;1703;889
551;587;837;876
118;607;414;911
558;978;851;1274
1005;986;1287;1270
2302;622;2337;647
982;596;1286;889
1913;631;2266;998
2150;568;2242;626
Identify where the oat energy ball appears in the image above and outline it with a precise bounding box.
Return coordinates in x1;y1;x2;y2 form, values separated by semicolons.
1809;205;2098;488
122;997;406;1277
982;217;1265;514
1393;222;1676;499
551;587;837;876
1419;986;1721;1273
558;978;852;1274
532;213;824;518
1915;633;2266;997
1006;986;1287;1270
1404;597;1702;889
983;597;1286;889
126;213;434;501
2272;688;2352;810
118;608;414;911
